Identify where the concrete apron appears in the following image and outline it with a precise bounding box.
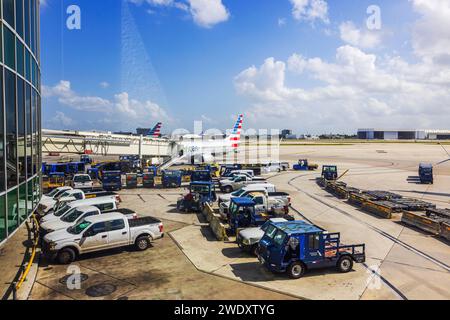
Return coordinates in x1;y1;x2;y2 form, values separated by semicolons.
170;224;392;300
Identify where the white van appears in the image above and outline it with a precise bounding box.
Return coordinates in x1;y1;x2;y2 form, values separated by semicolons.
40;196;119;225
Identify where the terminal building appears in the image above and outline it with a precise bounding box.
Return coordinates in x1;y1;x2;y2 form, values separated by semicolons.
0;0;42;245
357;129;450;141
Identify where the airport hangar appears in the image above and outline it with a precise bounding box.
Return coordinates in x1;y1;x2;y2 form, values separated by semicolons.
357;129;450;140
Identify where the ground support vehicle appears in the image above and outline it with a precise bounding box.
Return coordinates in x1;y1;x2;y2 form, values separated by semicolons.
228;198;293;234
102;170;123;191
321;165;338;181
258;221;366;279
293;159;318;171
177;182;217;213
42;213;164;264
162;170;183;188
191;170;213;183
419;163;434;184
142;172;156;188
126;173;138;189
220;191;290;219
237;218;287;256
80;155;93;164
45;173;66;192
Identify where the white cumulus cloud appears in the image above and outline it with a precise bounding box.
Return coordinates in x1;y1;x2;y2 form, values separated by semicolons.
129;0;229;28
43;80;172;129
235;45;450;132
339;21;381;49
289;0;329;24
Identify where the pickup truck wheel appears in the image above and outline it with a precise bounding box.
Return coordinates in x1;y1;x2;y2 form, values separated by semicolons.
337;256;353;273
287;262;305;279
135;236;151;251
57;248;76;265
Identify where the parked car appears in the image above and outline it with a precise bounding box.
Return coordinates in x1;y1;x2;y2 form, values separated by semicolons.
42;212;164;264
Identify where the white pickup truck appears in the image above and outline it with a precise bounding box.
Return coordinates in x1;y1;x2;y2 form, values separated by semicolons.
71;174;94;189
42;212;164;264
40;187;73;204
40;196;120;224
219;175;267;193
219;191;290;219
39;189;120;216
40;206;137;237
218;184;277;204
38;187;73;213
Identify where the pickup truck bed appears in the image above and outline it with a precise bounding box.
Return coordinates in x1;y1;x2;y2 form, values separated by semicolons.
129;216;162;227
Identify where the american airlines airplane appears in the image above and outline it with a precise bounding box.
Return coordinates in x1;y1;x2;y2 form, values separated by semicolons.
149;122;163;138
160;115;244;168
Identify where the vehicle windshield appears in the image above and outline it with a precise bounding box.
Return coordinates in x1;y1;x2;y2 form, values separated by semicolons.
68;220;92;235
273;230;287;246
61;209;85;223
231;189;246;197
56;191;71;200
54;204;71;217
74;175;91;183
264;225;278;239
47;188;60;197
165;171;179;177
261;221;271;232
191;185;210;193
323;166;337;173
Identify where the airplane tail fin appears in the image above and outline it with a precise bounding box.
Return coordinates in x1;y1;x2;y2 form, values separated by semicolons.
228;114;243;148
149;122;162;138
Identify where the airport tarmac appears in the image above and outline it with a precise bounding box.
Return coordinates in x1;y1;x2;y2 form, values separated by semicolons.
31;143;450;300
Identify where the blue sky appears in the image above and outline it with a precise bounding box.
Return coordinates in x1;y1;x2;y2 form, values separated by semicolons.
41;0;450;134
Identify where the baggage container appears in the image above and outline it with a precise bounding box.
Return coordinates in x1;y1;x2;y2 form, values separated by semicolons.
126;173;138;189
439;221;450;241
401;211;441;235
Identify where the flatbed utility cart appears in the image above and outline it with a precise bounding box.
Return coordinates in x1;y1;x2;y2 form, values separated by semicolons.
258;221;366;279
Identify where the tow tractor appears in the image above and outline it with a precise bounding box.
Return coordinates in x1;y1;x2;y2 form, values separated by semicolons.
258;221;366;279
322;165;338;181
177;182;217;212
228;198;293;234
293;159;318;171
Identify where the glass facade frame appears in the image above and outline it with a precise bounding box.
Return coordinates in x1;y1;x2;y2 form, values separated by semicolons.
0;0;40;244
